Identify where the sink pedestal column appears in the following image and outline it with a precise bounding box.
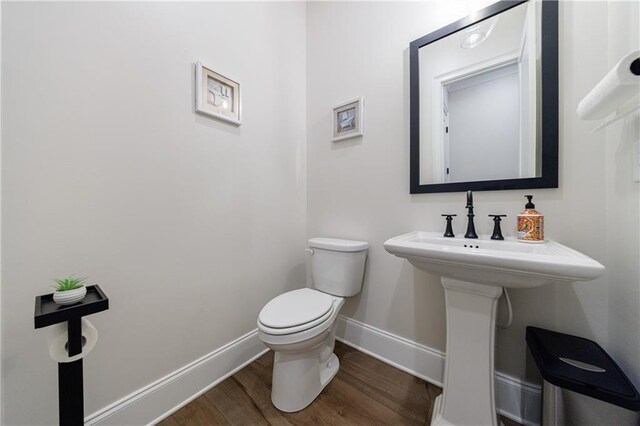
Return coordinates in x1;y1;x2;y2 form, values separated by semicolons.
432;278;503;426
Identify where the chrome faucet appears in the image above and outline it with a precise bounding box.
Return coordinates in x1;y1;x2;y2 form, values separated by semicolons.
464;190;478;239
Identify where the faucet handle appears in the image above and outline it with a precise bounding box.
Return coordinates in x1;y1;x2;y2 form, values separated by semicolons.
489;215;507;240
442;214;457;238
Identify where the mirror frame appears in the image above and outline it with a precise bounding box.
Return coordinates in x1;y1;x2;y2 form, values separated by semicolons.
409;0;558;194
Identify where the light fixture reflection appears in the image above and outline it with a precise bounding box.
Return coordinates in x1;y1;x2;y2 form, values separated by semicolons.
460;16;499;49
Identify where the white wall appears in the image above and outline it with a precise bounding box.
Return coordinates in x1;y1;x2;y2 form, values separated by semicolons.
0;2;3;422
604;0;640;387
1;3;307;425
307;0;638;387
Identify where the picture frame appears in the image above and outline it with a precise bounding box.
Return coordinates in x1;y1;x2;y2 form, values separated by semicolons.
195;61;242;126
332;98;364;142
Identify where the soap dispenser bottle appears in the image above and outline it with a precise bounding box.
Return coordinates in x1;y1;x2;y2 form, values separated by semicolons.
517;195;544;243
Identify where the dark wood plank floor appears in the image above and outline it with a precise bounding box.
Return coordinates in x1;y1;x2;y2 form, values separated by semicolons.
158;341;520;426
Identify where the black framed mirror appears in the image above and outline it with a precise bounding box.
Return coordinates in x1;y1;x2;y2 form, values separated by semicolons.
409;0;558;194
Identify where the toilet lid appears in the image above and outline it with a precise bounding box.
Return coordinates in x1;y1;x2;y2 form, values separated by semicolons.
258;288;334;329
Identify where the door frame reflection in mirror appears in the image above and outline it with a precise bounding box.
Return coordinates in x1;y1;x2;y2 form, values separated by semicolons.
409;0;558;194
433;51;520;183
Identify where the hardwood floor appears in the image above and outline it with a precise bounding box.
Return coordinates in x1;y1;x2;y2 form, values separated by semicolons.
158;341;520;426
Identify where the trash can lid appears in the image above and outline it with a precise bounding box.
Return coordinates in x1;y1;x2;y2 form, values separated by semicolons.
526;326;640;411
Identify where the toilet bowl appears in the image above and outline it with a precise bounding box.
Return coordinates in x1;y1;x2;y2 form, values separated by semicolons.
257;237;368;412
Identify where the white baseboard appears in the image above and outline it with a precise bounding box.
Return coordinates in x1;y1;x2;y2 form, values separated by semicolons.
335;315;542;426
495;371;543;426
334;314;446;387
85;329;268;426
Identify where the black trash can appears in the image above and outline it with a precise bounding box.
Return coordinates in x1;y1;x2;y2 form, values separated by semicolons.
526;326;640;426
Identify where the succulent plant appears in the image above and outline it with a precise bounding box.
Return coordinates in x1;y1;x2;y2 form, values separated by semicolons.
53;275;87;292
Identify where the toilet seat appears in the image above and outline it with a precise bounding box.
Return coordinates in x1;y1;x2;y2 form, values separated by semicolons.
258;288;335;335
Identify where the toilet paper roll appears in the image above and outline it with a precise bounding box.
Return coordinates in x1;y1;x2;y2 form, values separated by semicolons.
46;318;99;363
577;50;640;120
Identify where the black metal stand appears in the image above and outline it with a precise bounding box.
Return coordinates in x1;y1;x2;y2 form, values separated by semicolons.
58;360;84;425
34;286;109;425
58;318;84;425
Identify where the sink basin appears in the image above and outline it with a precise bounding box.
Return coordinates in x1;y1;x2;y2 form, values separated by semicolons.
384;231;604;288
384;231;605;426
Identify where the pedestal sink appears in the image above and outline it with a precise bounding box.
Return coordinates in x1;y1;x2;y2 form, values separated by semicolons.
384;231;604;426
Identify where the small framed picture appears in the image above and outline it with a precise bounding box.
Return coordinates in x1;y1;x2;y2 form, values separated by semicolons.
195;62;241;126
332;98;364;142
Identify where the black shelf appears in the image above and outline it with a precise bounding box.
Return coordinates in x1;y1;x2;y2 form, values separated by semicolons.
34;285;109;329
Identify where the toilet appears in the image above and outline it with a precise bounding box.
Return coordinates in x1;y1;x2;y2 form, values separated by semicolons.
257;237;368;412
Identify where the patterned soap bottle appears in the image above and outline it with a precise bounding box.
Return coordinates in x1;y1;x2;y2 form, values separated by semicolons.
517;195;544;243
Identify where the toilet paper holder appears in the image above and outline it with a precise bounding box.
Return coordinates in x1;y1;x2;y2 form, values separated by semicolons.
34;284;109;426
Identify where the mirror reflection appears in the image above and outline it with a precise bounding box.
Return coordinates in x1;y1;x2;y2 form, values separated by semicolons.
419;1;541;185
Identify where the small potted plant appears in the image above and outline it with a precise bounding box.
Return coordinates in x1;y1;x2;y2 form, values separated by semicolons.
52;275;87;306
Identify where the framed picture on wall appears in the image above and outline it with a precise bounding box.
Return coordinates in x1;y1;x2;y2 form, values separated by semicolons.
195;62;241;126
332;98;364;142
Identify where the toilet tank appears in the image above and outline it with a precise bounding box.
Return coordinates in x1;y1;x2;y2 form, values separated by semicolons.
308;238;368;297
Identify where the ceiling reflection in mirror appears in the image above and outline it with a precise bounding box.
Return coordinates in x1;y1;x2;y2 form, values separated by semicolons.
418;1;541;185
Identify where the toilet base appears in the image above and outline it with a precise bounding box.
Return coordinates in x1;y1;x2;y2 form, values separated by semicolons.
271;351;339;412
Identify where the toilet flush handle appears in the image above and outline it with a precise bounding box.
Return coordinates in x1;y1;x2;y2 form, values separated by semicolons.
305;248;314;255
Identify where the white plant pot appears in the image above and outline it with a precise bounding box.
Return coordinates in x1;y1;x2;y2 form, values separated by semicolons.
53;286;87;306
